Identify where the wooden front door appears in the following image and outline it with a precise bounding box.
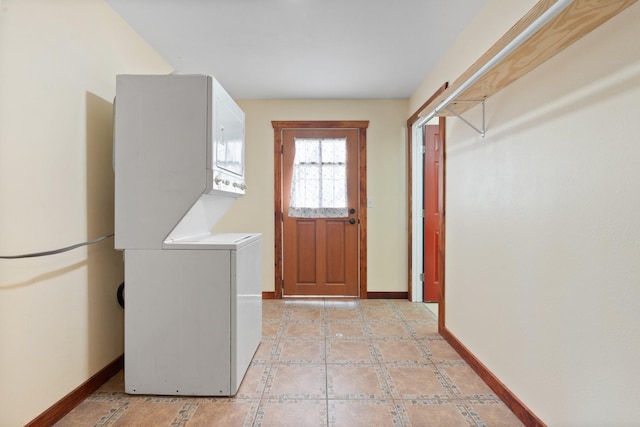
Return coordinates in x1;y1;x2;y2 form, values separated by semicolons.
423;124;442;302
282;128;360;296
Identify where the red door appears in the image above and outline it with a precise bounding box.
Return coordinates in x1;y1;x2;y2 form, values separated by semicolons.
423;124;441;302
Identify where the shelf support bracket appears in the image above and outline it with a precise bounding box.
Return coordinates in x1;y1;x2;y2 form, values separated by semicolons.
445;100;485;137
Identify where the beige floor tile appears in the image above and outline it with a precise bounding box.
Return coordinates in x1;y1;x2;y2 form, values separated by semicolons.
328;322;366;339
439;364;495;396
376;340;427;363
326;308;361;321
110;400;184;426
262;299;286;309
362;307;401;321
358;299;389;307
408;321;439;337
261;322;281;338
327;340;376;363
54;401;120;426
401;402;471;427
264;364;326;398
262;308;286;320
328;400;400;427
276;339;325;362
327;364;389;399
389;299;418;307
252;340;276;362
289;307;323;320
235;364;269;398
400;308;437;321
368;321;411;338
257;399;326;427
188;400;258;427
426;339;465;362
284;322;322;338
473;403;525;426
385;365;447;397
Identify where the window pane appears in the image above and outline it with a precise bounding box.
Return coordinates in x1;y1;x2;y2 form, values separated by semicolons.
289;137;348;218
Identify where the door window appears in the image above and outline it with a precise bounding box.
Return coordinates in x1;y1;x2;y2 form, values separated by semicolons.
288;137;348;218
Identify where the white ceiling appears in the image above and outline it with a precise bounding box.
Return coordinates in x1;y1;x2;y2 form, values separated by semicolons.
105;0;486;99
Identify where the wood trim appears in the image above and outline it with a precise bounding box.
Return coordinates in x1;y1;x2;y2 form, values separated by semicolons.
437;116;446;332
262;291;277;299
25;355;124;427
407;82;449;126
272;121;369;130
358;127;368;299
272;120;369;299
273;126;284;299
440;328;546;427
367;291;408;299
406;82;449;303
406;122;412;302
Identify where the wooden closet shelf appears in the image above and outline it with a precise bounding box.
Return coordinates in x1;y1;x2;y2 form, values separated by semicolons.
418;0;637;119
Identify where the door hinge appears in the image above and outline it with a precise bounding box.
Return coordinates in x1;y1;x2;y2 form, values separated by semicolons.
419;273;424;281
421;145;426;154
421;209;425;218
281;144;284;154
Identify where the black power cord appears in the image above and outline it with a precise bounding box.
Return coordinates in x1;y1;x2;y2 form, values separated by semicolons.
117;282;125;309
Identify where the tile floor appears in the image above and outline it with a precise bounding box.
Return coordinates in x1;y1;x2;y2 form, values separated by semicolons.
56;299;524;426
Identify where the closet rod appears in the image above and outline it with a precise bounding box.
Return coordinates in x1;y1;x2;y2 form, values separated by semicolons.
415;0;574;130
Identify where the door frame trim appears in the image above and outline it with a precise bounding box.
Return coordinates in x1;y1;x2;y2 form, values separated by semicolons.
407;83;447;330
272;121;369;299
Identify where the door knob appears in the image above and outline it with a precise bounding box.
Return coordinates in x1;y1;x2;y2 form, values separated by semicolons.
349;208;356;214
349;218;356;224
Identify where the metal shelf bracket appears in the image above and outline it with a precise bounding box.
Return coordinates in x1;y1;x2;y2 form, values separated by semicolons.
444;100;485;138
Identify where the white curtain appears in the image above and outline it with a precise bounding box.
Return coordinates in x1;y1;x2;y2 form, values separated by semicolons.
289;137;348;218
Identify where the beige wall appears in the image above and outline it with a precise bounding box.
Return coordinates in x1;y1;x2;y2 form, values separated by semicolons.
411;0;640;425
213;99;409;294
0;0;172;425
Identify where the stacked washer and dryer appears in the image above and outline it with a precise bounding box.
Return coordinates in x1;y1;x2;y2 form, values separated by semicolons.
113;74;262;396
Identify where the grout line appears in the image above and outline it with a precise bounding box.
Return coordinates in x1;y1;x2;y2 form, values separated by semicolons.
323;298;329;427
252;303;286;427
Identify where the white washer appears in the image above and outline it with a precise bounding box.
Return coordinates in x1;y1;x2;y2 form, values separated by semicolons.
125;233;261;396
